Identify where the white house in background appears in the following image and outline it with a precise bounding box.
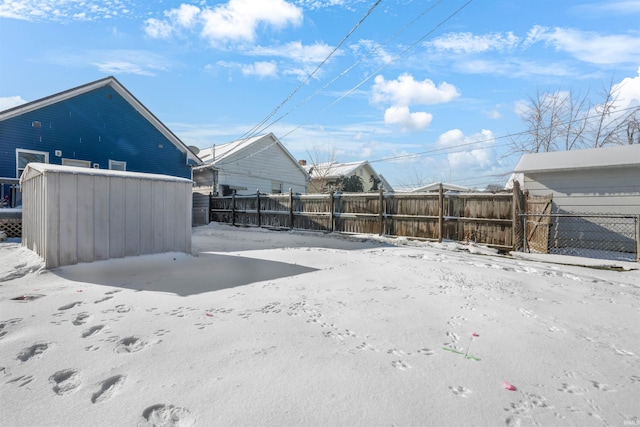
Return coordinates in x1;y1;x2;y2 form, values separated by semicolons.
513;144;640;215
192;133;308;225
305;160;393;193
408;182;475;193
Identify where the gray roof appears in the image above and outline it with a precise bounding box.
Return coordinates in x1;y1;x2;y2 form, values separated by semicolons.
514;144;640;172
514;144;640;173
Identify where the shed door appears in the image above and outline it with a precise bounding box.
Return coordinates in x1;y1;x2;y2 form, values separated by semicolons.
525;194;553;253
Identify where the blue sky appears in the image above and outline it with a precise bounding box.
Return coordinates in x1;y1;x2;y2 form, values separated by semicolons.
1;0;639;190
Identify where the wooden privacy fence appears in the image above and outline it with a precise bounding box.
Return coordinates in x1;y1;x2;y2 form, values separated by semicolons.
210;183;525;251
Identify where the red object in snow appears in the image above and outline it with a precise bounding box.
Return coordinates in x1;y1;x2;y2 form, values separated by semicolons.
205;313;213;317
503;382;517;391
472;332;479;337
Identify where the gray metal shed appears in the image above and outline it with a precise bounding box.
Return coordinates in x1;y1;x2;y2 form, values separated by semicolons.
20;163;192;268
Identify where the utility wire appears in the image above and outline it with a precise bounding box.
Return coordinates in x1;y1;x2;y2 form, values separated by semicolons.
237;0;383;144
220;0;472;166
250;0;444;136
281;0;475;139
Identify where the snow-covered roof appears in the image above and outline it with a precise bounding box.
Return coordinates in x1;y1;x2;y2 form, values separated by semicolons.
19;163;193;184
513;144;640;173
307;161;370;179
196;133;307;175
0;76;202;166
197;134;267;164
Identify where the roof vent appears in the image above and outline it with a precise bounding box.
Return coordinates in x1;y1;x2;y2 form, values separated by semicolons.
32;121;41;128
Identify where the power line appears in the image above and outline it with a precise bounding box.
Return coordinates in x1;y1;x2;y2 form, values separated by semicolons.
250;0;445;136
217;0;473;165
237;0;383;144
281;0;475;139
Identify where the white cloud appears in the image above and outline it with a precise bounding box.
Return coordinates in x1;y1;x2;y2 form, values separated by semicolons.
144;1;303;49
167;4;200;28
524;25;640;64
143;18;173;39
428;32;520;54
44;49;172;76
200;0;302;45
248;41;335;63
612;67;640;108
349;39;394;65
241;61;278;77
0;0;132;21
371;74;460;106
0;95;28;111
383;106;432;131
436;129;496;170
91;60;156;76
370;74;459;131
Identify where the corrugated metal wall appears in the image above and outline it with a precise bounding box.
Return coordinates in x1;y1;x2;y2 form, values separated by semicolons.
21;164;192;268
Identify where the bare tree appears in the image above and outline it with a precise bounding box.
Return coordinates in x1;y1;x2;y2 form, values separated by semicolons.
305;144;338;193
510;79;639;154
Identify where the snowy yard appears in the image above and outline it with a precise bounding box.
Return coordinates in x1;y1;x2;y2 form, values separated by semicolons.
1;223;639;427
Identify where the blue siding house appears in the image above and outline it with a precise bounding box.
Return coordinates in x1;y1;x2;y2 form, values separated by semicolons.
0;76;201;207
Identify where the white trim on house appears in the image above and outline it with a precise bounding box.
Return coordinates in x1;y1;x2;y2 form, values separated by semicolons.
16;148;49;178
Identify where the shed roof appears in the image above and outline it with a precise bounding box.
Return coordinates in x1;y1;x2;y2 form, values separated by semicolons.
513;144;640;173
0;76;201;166
20;163;193;184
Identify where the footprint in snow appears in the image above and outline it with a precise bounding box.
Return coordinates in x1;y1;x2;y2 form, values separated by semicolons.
50;369;81;395
17;342;53;362
140;404;196;427
115;336;156;353
82;325;105;338
449;385;472;397
0;318;23;340
92;375;126;403
72;312;92;326
58;301;82;311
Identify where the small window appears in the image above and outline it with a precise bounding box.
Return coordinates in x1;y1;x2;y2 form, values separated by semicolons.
62;159;91;168
109;160;126;171
16;149;49;177
271;181;282;194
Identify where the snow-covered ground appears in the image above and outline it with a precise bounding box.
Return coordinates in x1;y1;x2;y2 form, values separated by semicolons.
1;223;639;427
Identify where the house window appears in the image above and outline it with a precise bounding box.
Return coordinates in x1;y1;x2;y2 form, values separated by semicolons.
16;149;49;178
109;160;126;171
62;158;91;168
271;181;282;194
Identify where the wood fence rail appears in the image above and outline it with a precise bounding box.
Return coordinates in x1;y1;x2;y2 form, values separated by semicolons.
210;182;525;251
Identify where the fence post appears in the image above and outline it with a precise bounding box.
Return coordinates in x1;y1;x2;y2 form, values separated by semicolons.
438;183;444;243
256;189;261;228
208;192;212;224
522;213;528;253
289;188;294;230
636;215;640;262
378;188;384;236
329;191;335;232
231;192;236;226
512;180;520;251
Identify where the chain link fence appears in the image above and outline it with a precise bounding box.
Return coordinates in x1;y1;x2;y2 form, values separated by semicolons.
520;213;639;262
